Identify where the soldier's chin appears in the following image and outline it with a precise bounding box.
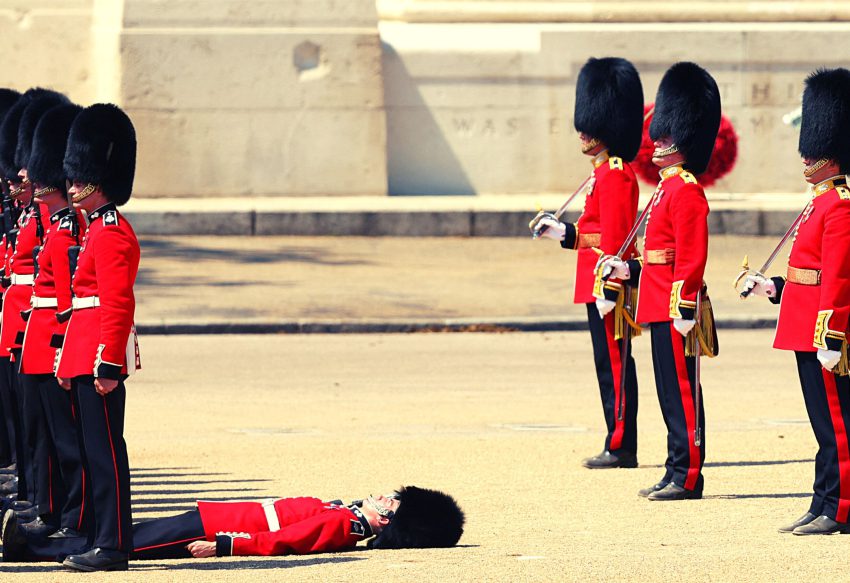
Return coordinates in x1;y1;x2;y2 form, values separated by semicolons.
803;158;828;178
71;184;97;204
580;138;600;154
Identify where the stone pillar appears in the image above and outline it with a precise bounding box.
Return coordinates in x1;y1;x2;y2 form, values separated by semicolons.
120;0;387;197
0;0;95;103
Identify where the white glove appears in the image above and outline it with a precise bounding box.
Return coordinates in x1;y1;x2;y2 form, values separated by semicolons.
535;216;566;241
596;297;616;318
600;257;630;280
817;348;842;371
742;274;776;298
673;318;696;336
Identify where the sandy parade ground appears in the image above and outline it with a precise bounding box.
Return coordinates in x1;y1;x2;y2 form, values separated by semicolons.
2;235;843;581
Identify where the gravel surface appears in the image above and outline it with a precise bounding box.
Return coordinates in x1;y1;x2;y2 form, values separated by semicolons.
1;331;841;580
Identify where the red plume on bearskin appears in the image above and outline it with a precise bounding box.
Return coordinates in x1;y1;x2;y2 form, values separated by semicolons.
634;103;738;188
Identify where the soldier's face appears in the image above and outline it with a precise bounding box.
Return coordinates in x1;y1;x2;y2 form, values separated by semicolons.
801;156;841;184
32;184;63;206
651;136;686;167
9;168;31;201
68;181;105;211
361;494;401;533
578;133;604;156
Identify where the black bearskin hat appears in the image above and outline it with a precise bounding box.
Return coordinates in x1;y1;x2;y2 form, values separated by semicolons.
28;104;83;190
649;62;721;175
16;90;70;171
0;90;20;131
0;88;65;180
367;486;464;549
574;57;644;161
64;103;136;206
798;68;850;173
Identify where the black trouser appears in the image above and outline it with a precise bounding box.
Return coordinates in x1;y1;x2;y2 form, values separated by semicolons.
649;322;705;492
586;303;638;454
20;373;88;530
74;376;132;553
0;356;15;467
795;351;850;522
10;349;32;502
18;373;62;521
21;510;204;562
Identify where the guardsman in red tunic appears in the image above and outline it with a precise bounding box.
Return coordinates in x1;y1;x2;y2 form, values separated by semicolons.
1;486;465;563
0;89;67;507
54;104;140;572
532;57;644;469
9;92;75;538
0;88;22;484
19;103;88;539
743;69;850;535
599;62;720;501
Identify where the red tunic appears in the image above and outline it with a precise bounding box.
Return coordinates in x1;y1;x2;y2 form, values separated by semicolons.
0;204;50;356
56;204;140;379
198;497;368;556
562;151;639;303
635;165;709;323
774;178;850;352
20;208;85;374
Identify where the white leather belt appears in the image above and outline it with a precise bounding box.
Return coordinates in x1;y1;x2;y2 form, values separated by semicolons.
261;500;281;532
10;274;34;285
30;296;58;309
71;296;100;310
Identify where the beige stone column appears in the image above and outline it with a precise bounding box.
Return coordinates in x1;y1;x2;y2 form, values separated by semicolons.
120;0;387;197
0;1;94;103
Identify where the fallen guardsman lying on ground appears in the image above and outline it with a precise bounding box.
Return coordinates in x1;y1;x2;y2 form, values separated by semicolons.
1;486;465;571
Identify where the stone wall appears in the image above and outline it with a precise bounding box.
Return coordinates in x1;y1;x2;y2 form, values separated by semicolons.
0;1;846;197
381;11;850;194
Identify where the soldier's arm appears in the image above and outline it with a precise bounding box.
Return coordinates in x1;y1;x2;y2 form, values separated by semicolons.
596;166;640;300
92;225;140;379
215;511;360;557
50;224;76;340
669;183;709;320
813;199;850;351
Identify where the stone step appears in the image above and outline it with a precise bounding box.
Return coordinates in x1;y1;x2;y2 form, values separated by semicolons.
122;193;808;236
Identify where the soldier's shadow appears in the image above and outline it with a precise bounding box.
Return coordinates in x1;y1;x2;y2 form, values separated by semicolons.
0;556;366;573
145;556;366;570
640;458;813;469
704;492;810;500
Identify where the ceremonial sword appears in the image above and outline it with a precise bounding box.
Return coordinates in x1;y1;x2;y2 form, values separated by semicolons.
603;187;666;422
598;184;664;280
528;174;594;238
693;289;703;447
734;205;807;298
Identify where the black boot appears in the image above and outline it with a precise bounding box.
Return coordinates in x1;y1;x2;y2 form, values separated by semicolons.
647;482;702;501
581;450;638;469
63;548;129;572
1;509;27;562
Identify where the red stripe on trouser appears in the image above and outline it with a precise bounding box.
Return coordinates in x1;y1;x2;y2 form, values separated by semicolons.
135;536;206;553
670;322;700;490
102;397;123;549
71;396;86;532
604;313;625;450
822;369;850;523
77;468;86;531
48;457;53;514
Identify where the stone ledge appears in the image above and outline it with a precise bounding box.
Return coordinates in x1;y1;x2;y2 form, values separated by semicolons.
377;1;850;23
136;315;776;335
122;202;807;237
